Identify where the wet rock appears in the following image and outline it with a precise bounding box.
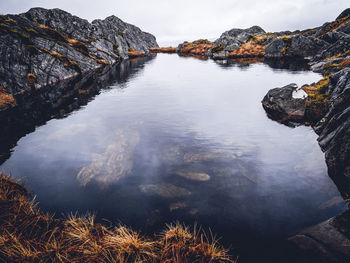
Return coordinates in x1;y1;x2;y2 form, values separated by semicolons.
169;202;187;212
139;183;191;199
316;69;350;197
262;83;306;125
183;150;236;163
174;171;210;181
77;130;140;186
288;218;350;263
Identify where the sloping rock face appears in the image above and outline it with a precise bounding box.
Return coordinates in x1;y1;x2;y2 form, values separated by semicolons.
0;7;158;112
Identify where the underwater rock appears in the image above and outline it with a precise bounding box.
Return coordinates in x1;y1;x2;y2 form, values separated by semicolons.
169;202;187;212
139;183;191;199
174;171;210;181
183;150;236;163
77;130;140;187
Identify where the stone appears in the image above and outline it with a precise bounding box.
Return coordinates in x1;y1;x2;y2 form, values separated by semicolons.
262;84;306;125
139;184;191;199
174;171;210;181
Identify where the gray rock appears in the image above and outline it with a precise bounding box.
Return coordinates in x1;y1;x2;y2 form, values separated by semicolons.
214;26;265;51
265;38;286;58
262;84;306;125
0;7;158;101
336;8;350;20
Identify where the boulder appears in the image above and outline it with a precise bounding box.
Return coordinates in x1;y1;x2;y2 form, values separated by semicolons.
261;84;306;125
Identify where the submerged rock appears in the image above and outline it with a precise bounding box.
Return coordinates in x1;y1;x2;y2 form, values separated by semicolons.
77;130;140;187
169;202;187;212
174;171;210;181
139;184;191;198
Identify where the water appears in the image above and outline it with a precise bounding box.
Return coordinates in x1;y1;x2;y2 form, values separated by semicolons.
0;54;346;259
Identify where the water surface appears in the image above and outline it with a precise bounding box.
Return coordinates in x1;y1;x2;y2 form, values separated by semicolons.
1;54;346;254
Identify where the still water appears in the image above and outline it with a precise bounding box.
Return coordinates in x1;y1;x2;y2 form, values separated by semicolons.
1;54;346;252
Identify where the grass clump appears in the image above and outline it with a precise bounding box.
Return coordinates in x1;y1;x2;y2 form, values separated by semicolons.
0;174;236;263
0;86;16;110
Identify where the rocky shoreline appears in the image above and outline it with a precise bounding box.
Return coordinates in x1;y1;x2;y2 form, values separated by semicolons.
1;6;350;263
161;8;350;203
154;8;350;261
0;7;158;117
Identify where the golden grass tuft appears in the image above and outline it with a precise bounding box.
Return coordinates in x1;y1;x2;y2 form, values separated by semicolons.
0;86;16;110
0;174;237;262
228;42;265;58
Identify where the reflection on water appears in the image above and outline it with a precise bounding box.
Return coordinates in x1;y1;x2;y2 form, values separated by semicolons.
0;54;346;248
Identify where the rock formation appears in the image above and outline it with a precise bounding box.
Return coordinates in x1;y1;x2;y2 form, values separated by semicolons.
0;7;158;114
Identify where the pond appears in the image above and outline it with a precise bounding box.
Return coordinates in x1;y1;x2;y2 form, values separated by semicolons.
0;54;346;261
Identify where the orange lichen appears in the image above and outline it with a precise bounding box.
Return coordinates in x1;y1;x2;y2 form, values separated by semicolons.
149;47;176;53
228;42;265;58
0;86;16;110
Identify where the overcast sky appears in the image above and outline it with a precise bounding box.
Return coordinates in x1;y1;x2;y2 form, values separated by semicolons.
1;0;349;45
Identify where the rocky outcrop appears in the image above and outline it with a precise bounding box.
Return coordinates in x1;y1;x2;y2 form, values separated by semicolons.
262;84;307;125
259;10;350;260
260;11;350;199
0;7;158;114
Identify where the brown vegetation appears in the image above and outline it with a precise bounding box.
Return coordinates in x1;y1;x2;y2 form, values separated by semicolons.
302;76;330;121
228;42;265;58
178;40;214;55
149;47;177;53
0;86;16;110
0;174;236;262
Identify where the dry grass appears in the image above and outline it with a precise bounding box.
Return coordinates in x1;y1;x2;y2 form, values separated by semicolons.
228;42;265;58
0;174;237;262
0;86;16;110
178;40;214;55
149;47;177;53
302;76;331;122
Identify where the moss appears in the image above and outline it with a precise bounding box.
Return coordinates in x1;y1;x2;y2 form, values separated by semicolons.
113;43;120;55
281;35;292;42
101;35;108;40
37;23;68;43
23;27;38;35
117;30;124;36
324;51;350;61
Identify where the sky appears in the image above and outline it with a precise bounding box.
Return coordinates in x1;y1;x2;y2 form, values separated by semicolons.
1;0;349;46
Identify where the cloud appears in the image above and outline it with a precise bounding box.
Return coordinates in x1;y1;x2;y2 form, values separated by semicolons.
1;0;348;45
